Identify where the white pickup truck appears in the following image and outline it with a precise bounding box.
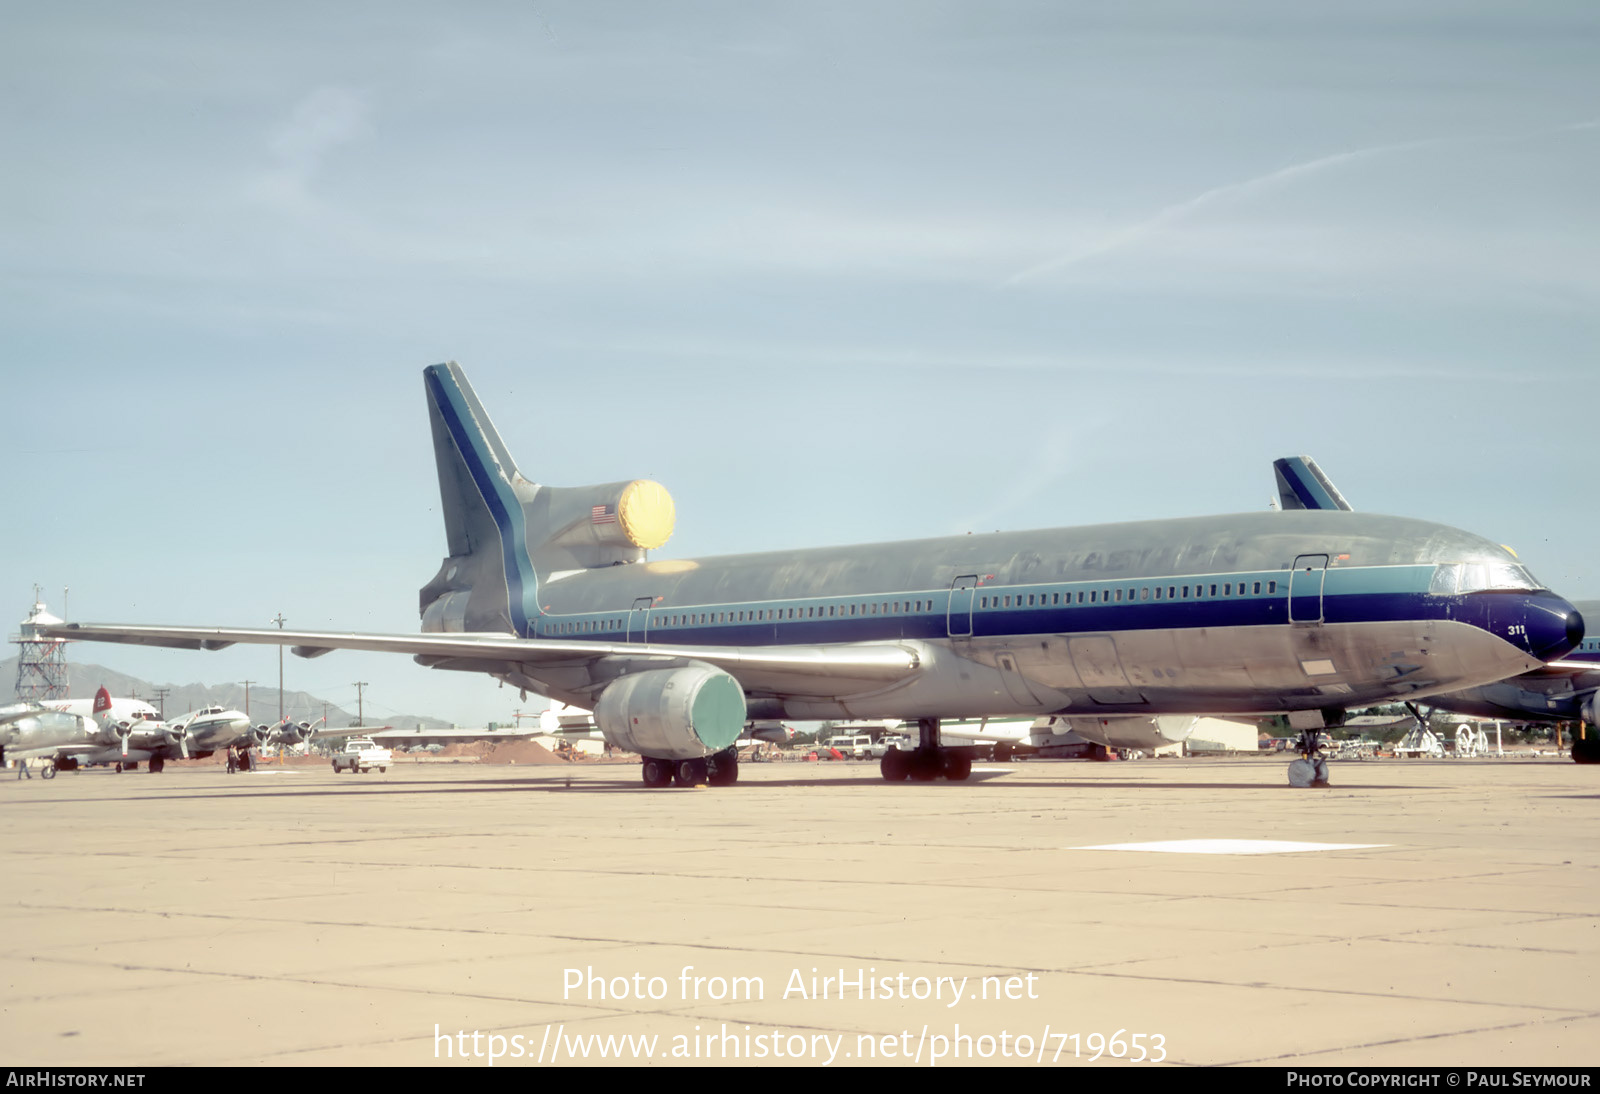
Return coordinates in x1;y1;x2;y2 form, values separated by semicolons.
331;738;392;774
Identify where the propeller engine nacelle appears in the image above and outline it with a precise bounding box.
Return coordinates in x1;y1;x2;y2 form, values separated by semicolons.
0;711;91;751
274;720;317;745
592;666;746;761
161;727;192;759
1581;693;1600;727
251;724;275;747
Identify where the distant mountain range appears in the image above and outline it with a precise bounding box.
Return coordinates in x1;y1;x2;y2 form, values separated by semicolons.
0;656;451;730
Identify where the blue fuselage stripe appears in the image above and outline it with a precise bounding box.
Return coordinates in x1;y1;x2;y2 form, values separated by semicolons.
531;564;1564;652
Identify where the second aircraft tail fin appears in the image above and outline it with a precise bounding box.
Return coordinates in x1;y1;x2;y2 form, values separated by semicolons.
1273;456;1353;512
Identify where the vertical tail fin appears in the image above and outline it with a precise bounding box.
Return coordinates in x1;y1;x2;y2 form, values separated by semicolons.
1273;456;1353;512
92;686;113;724
419;362;679;637
420;362;541;635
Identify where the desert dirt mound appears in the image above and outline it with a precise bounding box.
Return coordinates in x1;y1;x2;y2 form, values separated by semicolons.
392;740;573;764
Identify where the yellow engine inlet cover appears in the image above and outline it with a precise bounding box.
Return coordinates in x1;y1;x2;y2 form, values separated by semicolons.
618;480;675;550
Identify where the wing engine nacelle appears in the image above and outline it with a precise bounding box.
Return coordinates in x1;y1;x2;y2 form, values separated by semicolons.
272;720;318;745
593;666;746;761
0;711;92;752
1055;715;1198;750
1582;693;1600;727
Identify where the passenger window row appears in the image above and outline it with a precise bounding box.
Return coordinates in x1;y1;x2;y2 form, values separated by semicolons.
542;577;1280;635
979;579;1276;610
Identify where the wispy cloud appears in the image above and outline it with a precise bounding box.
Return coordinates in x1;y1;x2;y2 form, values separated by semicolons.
246;86;372;212
1002;119;1600;288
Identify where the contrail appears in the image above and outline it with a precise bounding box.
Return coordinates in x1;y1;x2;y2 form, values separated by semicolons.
1002;119;1599;288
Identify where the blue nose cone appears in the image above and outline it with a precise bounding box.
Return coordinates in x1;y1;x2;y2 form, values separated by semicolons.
1528;598;1584;662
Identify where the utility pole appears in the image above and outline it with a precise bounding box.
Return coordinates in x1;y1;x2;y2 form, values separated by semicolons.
242;680;254;719
152;687;169;720
353;682;368;727
272;613;286;723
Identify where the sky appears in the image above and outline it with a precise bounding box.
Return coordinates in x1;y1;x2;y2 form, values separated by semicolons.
3;2;1596;727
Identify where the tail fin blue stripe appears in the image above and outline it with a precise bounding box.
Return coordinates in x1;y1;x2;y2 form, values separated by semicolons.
1273;456;1353;512
425;364;538;634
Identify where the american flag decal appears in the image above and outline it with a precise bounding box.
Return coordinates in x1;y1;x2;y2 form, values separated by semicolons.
591;504;616;525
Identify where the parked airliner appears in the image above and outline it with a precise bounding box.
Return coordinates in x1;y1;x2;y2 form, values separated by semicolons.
1273;456;1599;763
45;364;1583;788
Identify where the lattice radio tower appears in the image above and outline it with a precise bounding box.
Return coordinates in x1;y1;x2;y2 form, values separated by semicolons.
12;587;69;701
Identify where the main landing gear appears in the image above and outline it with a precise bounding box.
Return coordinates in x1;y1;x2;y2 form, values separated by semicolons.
639;747;739;788
880;719;974;783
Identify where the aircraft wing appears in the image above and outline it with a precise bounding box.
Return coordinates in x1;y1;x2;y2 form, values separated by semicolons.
16;741;110;758
0;703;51;727
307;725;393;742
42;623;924;696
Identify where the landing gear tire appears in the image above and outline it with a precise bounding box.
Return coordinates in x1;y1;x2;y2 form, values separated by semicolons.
908;749;943;782
149;757;164;774
1572;734;1600;764
41;761;56;780
708;749;739;787
639;757;673;787
1288;757;1331;788
943;751;973;782
675;758;708;788
881;748;911;782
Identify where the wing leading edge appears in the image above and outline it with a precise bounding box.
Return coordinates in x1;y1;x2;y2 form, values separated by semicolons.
41;622;923;694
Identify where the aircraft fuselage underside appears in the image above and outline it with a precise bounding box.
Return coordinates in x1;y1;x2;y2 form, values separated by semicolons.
488;617;1540;723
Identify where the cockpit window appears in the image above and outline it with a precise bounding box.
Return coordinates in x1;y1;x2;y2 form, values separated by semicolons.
1429;562;1542;595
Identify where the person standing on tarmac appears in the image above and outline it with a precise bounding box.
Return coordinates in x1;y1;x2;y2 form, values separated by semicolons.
15;758;31;780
